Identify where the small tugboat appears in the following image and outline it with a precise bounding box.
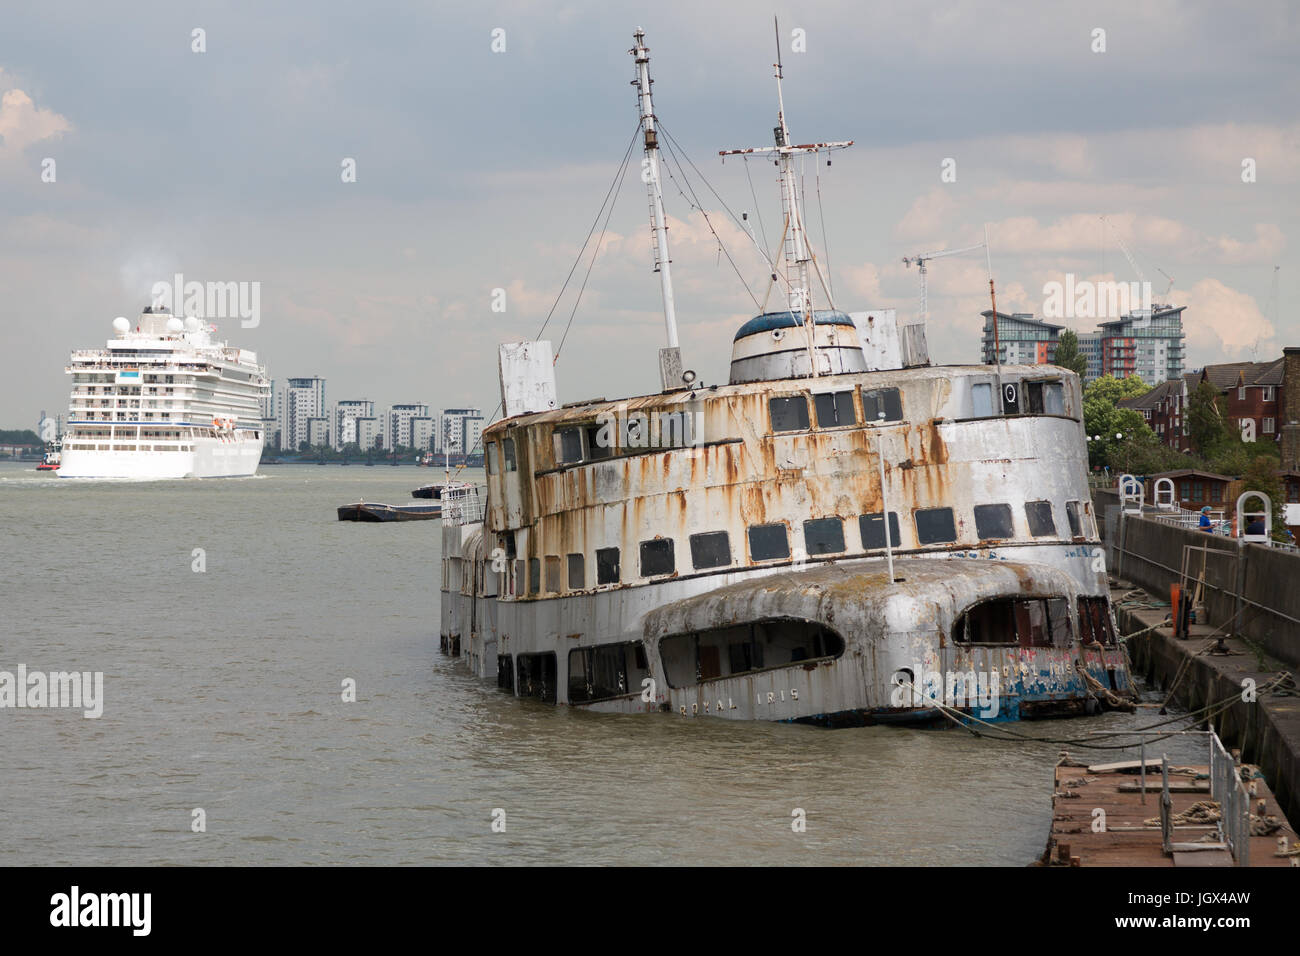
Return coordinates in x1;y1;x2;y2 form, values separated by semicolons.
338;501;443;522
35;440;62;472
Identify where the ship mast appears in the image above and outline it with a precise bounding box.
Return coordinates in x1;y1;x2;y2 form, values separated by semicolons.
721;19;852;378
632;29;685;391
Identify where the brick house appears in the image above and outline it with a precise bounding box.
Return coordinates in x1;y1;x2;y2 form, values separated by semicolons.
1198;358;1285;448
1117;378;1190;452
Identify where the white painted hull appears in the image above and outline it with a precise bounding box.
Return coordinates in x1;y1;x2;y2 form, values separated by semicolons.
57;436;263;479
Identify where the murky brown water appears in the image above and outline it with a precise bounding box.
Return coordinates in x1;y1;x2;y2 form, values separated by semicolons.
0;461;1205;865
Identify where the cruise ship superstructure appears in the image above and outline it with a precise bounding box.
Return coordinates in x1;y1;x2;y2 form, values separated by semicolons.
58;309;269;479
438;30;1135;725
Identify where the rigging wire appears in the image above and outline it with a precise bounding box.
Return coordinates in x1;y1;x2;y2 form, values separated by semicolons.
534;122;642;342
554;125;638;360
742;155;771;255
815;155;834;301
656;128;761;312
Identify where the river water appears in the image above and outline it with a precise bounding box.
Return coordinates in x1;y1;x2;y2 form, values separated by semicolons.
0;460;1204;865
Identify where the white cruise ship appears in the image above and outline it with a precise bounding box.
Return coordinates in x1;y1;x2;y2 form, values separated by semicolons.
58;308;270;479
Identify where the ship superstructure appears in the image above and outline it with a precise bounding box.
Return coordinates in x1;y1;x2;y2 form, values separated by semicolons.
439;30;1133;724
58;309;269;479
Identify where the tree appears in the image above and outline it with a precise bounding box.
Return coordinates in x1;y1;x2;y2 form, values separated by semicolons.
1187;380;1229;458
1053;329;1089;379
1084;374;1151;405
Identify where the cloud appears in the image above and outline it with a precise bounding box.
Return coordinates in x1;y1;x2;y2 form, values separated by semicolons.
1181;277;1274;360
0;83;71;158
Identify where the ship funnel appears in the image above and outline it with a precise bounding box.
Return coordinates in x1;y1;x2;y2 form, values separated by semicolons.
728;310;867;384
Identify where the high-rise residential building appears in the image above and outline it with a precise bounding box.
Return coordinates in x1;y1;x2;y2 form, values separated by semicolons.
277;376;325;452
411;417;438;454
978;306;1185;387
440;407;484;455
355;417;384;452
335;399;374;450
306;417;330;448
1077;332;1103;383
259;379;276;420
389;403;431;451
980;311;1062;366
1097;307;1186;385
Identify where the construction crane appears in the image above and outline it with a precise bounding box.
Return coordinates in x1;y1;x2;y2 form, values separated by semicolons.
901;242;985;324
1156;268;1174;304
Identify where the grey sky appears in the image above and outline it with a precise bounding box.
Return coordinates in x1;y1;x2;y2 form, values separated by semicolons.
2;0;1297;428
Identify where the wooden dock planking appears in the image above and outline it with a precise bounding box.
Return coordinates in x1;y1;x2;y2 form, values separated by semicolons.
1047;765;1298;867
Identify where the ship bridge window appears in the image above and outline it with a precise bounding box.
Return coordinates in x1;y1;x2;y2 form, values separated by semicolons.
769;395;810;433
486;440;500;475
858;512;901;549
1025;380;1065;415
583;423;613;461
544;556;562;592
814;390;857;428
915;507;957;545
971;382;994;417
639;538;676;577
660;620;846;688
861;387;903;423
1066;500;1086;538
503;438;517;472
1077;596;1117;646
568;642;650;703
596;547;620;585
554;427;583;464
1025;501;1056;537
690;531;731;570
528;558;541;594
954;597;1072;647
974;504;1015;540
748;523;790;561
567;553;585;590
803;517;845;555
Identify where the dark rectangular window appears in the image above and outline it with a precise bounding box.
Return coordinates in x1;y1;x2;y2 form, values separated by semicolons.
528;558;541;593
504;531;517;560
1065;501;1082;537
915;507;957;545
769;395;810;432
503;437;517;472
689;531;731;570
974;503;1014;540
555;428;582;464
748;524;790;561
814;390;857;428
544;556;562;592
584;423;612;460
486;440;499;475
1025;501;1056;537
514;559;526;593
595;547;620;585
803;517;845;555
861;387;903;423
858;512;900;549
639;538;675;576
566;553;585;590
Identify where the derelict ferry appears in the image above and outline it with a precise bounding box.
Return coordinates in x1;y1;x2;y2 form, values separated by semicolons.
58;308;269;479
439;30;1134;724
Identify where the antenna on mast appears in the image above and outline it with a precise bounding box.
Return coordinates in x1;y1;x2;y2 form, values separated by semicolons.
721;19;852;379
631;28;686;391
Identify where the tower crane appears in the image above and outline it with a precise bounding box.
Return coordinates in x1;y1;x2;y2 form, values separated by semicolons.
902;242;986;324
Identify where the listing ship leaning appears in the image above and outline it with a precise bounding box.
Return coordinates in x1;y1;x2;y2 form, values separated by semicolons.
439;30;1135;725
58;308;269;479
